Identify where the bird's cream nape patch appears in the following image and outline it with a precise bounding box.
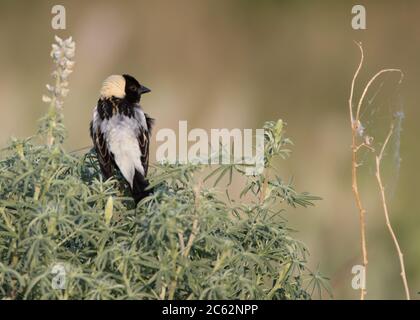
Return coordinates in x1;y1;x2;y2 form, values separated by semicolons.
100;75;126;98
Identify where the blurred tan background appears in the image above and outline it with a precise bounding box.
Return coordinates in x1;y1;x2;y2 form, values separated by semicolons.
1;0;419;299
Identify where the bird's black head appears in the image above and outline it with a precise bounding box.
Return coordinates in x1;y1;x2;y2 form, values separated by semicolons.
123;74;151;104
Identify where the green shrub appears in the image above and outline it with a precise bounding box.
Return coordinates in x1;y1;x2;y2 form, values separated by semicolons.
0;37;329;300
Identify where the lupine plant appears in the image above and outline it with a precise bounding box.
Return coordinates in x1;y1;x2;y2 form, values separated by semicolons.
0;37;329;300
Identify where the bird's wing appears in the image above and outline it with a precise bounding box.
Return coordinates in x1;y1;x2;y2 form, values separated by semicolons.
90;115;113;179
138;113;154;176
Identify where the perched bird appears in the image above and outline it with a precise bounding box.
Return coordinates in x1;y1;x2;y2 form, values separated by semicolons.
90;74;154;204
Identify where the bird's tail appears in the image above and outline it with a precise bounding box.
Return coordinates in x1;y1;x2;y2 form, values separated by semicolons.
132;170;153;205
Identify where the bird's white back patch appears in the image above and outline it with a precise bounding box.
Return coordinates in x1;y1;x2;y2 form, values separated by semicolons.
100;75;126;99
97;112;146;187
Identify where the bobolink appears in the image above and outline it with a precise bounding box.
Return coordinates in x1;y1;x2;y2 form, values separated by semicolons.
90;74;154;204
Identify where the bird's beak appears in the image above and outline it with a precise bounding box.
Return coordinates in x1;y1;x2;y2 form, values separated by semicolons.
140;85;151;95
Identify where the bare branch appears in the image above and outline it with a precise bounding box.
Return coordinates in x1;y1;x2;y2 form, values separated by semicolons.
349;42;408;300
349;42;368;300
355;69;404;121
375;124;410;300
349;41;364;124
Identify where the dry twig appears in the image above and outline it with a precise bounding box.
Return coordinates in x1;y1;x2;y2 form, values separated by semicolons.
348;41;404;299
348;42;368;300
375;124;410;300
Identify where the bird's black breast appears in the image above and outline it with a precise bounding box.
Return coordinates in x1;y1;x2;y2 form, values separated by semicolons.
97;97;136;120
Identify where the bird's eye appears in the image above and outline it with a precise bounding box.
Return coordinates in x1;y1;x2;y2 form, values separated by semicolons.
130;85;137;92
